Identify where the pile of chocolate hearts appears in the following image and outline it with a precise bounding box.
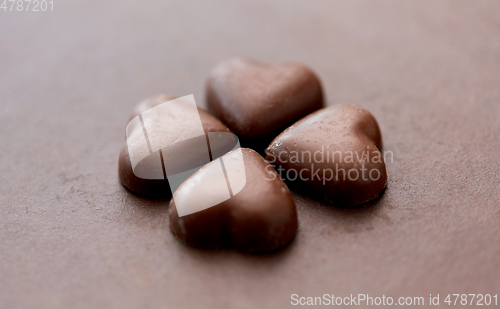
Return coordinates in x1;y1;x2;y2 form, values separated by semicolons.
118;58;387;252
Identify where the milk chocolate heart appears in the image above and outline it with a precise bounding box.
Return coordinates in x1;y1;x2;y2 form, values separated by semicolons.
169;148;297;252
118;95;234;198
266;104;387;207
206;58;324;153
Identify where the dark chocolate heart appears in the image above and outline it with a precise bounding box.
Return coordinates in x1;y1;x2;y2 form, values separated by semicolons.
118;95;234;198
266;104;387;207
206;58;324;153
169;148;297;252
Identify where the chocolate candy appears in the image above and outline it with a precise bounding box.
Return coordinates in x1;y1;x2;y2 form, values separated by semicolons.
169;148;298;252
118;95;234;198
206;58;324;153
266;104;387;207
128;94;177;121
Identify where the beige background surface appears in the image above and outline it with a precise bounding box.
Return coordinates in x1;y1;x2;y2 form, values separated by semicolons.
1;1;499;308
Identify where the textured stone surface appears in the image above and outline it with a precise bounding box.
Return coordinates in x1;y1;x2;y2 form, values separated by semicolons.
1;1;499;308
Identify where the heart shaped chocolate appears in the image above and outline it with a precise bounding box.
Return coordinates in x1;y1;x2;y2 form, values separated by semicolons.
266;104;387;207
118;95;234;198
169;148;297;252
206;58;324;153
